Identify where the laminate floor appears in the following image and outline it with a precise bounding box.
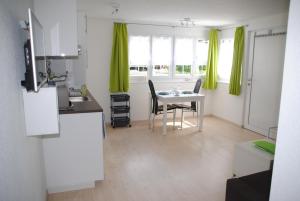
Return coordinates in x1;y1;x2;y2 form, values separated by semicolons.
48;116;263;201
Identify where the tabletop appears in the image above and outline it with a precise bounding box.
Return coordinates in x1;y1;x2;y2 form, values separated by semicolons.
156;90;205;103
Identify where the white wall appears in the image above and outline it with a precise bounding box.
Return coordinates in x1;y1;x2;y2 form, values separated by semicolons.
86;18;213;122
210;83;245;125
270;0;300;200
210;13;288;126
0;1;47;201
86;18;113;121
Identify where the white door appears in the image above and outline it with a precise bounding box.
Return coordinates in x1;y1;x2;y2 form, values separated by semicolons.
244;30;286;138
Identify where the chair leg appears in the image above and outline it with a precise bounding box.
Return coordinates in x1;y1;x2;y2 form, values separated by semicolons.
181;109;184;129
152;114;155;131
173;109;176;128
149;113;152;129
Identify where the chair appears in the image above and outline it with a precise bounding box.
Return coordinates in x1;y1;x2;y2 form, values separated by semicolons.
174;79;202;128
148;80;177;130
226;169;272;201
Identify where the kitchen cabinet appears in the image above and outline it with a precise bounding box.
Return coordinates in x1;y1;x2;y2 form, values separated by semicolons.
42;112;104;193
71;11;88;88
33;0;78;56
22;86;59;136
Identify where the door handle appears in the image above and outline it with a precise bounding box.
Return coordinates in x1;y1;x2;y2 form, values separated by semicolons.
247;79;252;86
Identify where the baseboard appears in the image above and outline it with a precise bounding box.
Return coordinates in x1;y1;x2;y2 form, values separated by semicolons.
105;114;213;126
210;114;243;127
106;114;226;127
47;181;95;194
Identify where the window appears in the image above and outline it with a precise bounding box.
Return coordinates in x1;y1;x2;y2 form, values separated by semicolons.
128;35;210;80
195;40;209;75
129;36;150;77
218;38;234;82
152;36;172;76
174;38;193;76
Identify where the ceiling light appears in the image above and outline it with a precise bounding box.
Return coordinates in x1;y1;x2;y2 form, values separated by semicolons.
112;8;119;15
180;17;196;27
110;2;120;15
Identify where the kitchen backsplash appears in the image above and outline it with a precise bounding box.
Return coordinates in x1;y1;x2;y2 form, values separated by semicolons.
49;58;86;89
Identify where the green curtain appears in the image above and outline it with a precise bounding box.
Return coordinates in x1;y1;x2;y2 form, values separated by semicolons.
229;26;245;95
109;23;129;92
203;29;219;90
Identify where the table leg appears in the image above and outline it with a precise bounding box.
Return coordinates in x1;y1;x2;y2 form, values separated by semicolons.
199;97;205;131
163;102;167;135
149;95;152;129
197;101;200;128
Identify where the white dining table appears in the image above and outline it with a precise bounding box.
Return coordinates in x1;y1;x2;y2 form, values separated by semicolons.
153;91;205;135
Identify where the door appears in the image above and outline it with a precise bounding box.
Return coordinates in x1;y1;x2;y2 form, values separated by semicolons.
244;29;286;138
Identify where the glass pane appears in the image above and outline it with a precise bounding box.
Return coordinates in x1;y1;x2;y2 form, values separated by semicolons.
175;38;193;75
129;36;150;76
129;65;148;76
195;40;209;74
152;36;172;76
218;39;234;82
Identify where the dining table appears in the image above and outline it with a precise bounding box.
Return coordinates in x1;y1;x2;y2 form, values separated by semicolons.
151;90;205;135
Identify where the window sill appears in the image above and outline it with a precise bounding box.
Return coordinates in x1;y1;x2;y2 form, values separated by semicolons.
218;80;230;84
129;80;148;84
129;78;202;84
129;76;148;83
129;74;206;84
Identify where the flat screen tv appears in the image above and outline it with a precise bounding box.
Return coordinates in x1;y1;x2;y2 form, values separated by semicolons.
22;8;47;92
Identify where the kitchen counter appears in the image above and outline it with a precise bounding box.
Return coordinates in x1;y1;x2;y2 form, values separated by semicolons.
59;91;103;114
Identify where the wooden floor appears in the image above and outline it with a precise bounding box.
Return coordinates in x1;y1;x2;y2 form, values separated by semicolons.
48;116;263;201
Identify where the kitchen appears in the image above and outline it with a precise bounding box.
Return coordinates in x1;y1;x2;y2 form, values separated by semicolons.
1;0;299;201
20;0;105;194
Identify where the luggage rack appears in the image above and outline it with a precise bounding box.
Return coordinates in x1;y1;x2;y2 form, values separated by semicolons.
110;94;131;128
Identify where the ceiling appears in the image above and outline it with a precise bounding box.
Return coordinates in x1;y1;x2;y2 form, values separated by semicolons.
78;0;289;27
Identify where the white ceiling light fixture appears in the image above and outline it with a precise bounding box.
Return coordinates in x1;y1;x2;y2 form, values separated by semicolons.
180;17;196;27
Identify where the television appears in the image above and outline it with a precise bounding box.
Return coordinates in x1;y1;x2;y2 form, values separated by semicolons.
21;8;47;92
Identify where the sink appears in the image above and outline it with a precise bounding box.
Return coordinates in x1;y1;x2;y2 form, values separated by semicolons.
69;96;91;102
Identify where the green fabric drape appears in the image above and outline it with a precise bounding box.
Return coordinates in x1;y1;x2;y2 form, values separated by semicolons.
229;26;245;95
203;29;219;90
109;23;129;92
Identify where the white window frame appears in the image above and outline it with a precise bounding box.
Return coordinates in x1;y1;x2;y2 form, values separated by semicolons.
150;34;173;80
173;37;195;78
218;37;234;83
128;35;151;83
128;34;209;83
193;39;209;78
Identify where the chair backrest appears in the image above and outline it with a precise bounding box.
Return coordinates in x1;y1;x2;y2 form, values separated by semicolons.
191;79;202;111
148;80;158;114
193;79;202;93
